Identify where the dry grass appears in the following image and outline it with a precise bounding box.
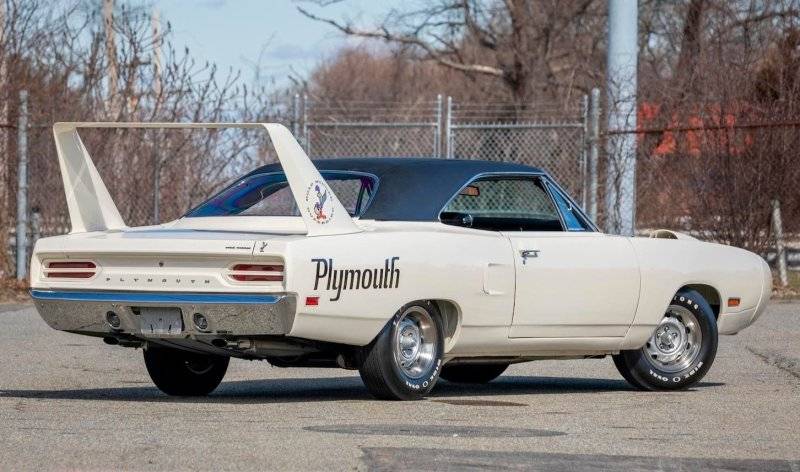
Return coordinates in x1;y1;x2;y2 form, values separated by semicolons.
773;271;800;300
0;278;29;304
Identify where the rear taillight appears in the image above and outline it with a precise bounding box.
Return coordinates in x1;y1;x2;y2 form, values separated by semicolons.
44;261;97;279
228;263;284;283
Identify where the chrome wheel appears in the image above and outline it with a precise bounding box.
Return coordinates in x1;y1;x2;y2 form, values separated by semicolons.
393;306;438;379
644;305;702;373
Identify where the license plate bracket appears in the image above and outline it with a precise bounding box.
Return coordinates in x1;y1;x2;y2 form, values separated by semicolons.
138;307;183;336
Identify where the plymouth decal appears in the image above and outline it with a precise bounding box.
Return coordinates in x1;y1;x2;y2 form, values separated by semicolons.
312;257;400;301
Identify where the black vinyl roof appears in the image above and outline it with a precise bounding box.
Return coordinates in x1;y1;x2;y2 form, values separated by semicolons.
245;158;544;221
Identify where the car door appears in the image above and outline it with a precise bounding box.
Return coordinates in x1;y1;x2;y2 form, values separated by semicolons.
440;174;640;339
507;177;639;338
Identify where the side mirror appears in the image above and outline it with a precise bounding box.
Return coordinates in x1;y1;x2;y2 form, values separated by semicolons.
440;212;473;228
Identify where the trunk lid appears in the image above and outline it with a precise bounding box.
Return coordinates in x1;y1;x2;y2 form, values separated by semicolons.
30;226;303;293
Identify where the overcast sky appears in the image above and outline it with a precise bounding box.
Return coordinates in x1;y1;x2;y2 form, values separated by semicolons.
131;0;399;85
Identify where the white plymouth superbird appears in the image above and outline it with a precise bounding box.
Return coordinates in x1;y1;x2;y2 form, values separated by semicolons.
30;122;772;400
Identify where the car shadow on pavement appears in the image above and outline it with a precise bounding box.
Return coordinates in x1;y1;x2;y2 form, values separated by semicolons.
0;376;724;404
437;376;723;396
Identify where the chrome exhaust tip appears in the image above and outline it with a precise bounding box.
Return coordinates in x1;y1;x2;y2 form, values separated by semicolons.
105;311;121;329
192;312;209;331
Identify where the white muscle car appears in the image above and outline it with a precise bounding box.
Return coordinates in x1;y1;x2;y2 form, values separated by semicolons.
30;122;772;400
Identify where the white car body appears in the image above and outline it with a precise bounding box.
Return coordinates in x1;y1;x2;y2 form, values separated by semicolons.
30;122;771;367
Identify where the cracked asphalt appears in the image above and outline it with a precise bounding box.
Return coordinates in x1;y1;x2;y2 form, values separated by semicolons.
0;301;798;471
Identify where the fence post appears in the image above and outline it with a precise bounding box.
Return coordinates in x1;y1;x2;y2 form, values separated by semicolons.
292;93;300;139
587;88;601;222
580;94;589;210
771;199;789;287
445;96;453;159
302;93;309;153
434;94;442;158
153;132;160;224
31;207;41;247
15;90;29;280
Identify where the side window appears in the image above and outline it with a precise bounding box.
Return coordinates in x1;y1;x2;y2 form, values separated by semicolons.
441;177;563;231
328;178;374;216
239;184;298;216
546;182;592;231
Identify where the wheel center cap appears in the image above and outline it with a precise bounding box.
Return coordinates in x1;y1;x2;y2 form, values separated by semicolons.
653;318;686;356
657;330;674;349
399;325;420;360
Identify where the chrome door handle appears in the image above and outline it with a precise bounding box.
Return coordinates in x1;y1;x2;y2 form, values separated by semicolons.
520;249;540;264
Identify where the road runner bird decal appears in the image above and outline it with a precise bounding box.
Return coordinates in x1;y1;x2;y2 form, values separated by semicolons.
314;184;328;221
305;179;334;224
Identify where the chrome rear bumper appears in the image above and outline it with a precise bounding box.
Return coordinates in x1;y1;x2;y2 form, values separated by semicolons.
30;290;297;337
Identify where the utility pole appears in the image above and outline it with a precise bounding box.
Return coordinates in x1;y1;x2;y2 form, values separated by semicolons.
605;0;638;235
0;1;8;226
16;91;28;280
103;0;118;114
151;8;162;104
152;8;162;223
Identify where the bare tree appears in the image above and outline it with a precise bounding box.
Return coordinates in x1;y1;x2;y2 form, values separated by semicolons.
634;17;800;250
298;0;606;109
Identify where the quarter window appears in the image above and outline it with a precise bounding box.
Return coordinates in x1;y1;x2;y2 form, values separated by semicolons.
440;177;563;231
546;182;592;231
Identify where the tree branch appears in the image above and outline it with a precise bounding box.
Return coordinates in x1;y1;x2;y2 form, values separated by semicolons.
296;6;504;77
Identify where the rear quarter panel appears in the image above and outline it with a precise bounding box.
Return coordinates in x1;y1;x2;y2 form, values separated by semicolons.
283;223;515;348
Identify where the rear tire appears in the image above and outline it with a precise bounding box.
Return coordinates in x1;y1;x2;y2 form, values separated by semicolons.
613;290;718;391
143;345;229;396
358;301;444;400
440;363;508;384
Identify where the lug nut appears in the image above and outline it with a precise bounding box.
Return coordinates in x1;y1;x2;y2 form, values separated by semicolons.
105;311;121;329
193;313;209;331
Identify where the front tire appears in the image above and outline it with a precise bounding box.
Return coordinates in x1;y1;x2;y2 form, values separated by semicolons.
143;345;229;396
440;363;509;384
358;301;444;400
613;290;718;391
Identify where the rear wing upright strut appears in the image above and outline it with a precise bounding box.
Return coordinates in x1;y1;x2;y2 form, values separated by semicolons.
52;122;361;236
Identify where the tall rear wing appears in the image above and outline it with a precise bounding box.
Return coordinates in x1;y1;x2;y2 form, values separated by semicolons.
52;122;361;236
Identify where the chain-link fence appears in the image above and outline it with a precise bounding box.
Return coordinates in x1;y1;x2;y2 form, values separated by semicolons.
303;97;443;158
446;98;590;201
4;90;799;291
3;92;594;278
298;94;594;204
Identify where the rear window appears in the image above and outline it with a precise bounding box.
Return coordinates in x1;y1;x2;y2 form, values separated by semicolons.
186;171;378;218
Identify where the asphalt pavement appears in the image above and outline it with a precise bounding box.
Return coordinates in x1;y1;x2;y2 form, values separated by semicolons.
0;301;798;471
